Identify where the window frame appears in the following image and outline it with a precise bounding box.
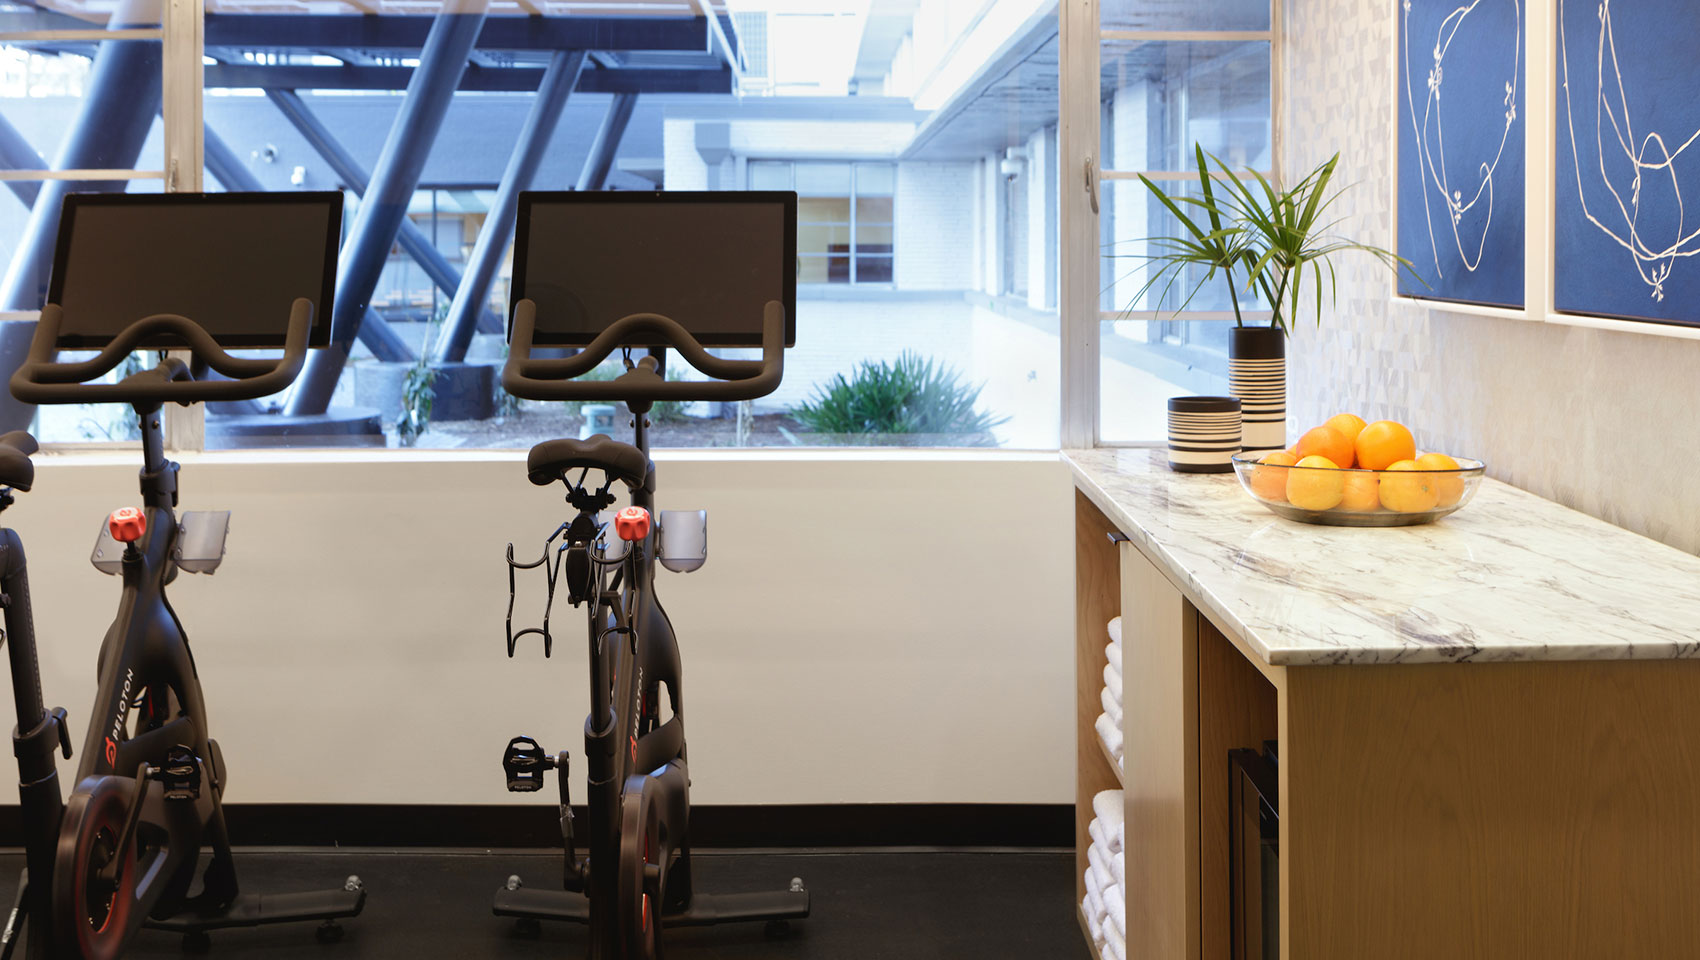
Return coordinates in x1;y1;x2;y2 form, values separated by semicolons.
1062;0;1284;448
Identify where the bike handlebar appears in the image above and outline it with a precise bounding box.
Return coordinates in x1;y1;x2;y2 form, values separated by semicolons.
9;298;314;405
502;298;786;403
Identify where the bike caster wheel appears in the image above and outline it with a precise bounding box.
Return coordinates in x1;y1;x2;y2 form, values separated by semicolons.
181;930;211;953
765;920;792;939
513;917;542;938
316;920;344;943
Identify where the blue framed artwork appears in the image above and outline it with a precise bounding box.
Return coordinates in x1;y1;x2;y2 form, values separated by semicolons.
1396;0;1525;307
1556;0;1700;327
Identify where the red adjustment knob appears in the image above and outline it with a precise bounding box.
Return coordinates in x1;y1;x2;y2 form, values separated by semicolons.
614;506;651;542
108;507;146;543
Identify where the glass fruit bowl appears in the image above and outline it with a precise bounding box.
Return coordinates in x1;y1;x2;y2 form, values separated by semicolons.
1230;454;1487;527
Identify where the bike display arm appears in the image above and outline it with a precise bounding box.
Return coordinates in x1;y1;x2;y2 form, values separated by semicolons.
9;299;314;406
503;299;785;403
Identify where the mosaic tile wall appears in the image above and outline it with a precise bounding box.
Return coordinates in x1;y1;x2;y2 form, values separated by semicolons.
1283;0;1700;554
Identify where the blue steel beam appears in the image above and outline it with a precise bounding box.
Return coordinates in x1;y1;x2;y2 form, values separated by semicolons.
286;5;490;416
575;92;637;192
0;0;162;433
0;109;43;208
203;63;731;95
434;48;585;364
266;88;498;336
203;120;413;364
204;14;708;52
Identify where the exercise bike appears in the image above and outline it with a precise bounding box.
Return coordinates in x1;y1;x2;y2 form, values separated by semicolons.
2;193;364;958
491;298;809;956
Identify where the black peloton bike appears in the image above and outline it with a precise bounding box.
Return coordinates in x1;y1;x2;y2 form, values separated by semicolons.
3;191;365;959
493;191;810;957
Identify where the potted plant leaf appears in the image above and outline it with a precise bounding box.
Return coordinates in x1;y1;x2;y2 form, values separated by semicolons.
1118;146;1415;456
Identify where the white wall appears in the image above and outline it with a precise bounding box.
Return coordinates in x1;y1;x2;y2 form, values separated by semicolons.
1285;0;1700;553
7;452;1073;805
894;162;977;290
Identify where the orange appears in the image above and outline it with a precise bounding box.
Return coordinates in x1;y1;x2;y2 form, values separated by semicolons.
1416;452;1465;507
1356;420;1417;471
1340;470;1381;512
1379;459;1439;513
1324;413;1369;446
1294;426;1355;468
1250;451;1297;502
1286;455;1345;511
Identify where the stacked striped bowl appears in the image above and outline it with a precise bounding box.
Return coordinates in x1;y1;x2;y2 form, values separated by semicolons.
1166;397;1241;473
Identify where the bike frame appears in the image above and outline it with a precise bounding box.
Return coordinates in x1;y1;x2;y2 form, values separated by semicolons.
72;402;238;933
576;391;691;955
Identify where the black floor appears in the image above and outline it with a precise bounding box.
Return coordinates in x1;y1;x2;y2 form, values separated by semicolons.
0;848;1091;959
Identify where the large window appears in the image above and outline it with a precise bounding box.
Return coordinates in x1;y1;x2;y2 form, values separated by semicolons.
0;0;1276;453
752;161;894;285
0;0;192;445
1091;2;1278;444
178;1;1060;451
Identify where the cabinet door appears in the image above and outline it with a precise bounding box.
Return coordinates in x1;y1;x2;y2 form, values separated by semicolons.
1119;541;1199;960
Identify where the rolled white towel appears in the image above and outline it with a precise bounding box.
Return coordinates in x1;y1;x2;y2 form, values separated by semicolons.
1088;818;1109;854
1095;713;1123;759
1082;894;1103;941
1100;686;1122;725
1104;881;1126;939
1088;842;1115;895
1109;844;1125;891
1103;662;1122;703
1104;641;1122;676
1084;875;1105;922
1105;923;1126;960
1107;616;1122;645
1084;858;1104;903
1093;790;1125;840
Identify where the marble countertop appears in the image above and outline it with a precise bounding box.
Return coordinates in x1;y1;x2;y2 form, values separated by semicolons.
1067;448;1700;666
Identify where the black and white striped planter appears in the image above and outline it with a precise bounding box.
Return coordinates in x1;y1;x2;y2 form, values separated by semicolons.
1167;396;1242;474
1229;326;1286;458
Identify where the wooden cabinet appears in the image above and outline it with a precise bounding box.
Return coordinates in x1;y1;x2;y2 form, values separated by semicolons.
1075;490;1700;960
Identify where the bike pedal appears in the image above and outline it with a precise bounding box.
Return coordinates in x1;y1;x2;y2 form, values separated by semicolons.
503;736;553;792
159;744;202;801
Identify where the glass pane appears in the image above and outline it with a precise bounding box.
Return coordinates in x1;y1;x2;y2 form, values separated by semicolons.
856;255;894;283
795;162;852;195
1100;179;1267;315
1102;0;1270;32
199;6;1058;450
1098;316;1233;443
856;195;894;223
32;349;159;444
799;196;850;222
799;222;851;254
0;41;166;174
855;162;895;195
1100;40;1272;172
856;224;893;247
748;160;791;190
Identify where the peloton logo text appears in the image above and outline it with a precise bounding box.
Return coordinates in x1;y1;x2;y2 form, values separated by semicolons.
106;667;134;766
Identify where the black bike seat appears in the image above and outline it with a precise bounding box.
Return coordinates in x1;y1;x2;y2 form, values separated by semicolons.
527;435;653;491
0;430;37;492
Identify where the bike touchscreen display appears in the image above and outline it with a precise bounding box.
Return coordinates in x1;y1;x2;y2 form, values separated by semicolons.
513;191;797;348
47;192;342;349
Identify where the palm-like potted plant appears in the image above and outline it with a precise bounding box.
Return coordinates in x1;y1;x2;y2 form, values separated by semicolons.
1119;146;1414;455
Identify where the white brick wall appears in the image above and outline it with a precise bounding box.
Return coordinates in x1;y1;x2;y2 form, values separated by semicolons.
662;117;709;190
1025;125;1049;311
894;161;976;290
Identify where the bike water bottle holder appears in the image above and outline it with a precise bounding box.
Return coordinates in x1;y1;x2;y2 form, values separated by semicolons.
90;510;231;575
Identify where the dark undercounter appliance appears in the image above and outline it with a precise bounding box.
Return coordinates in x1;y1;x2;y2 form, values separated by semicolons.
1229;742;1279;960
